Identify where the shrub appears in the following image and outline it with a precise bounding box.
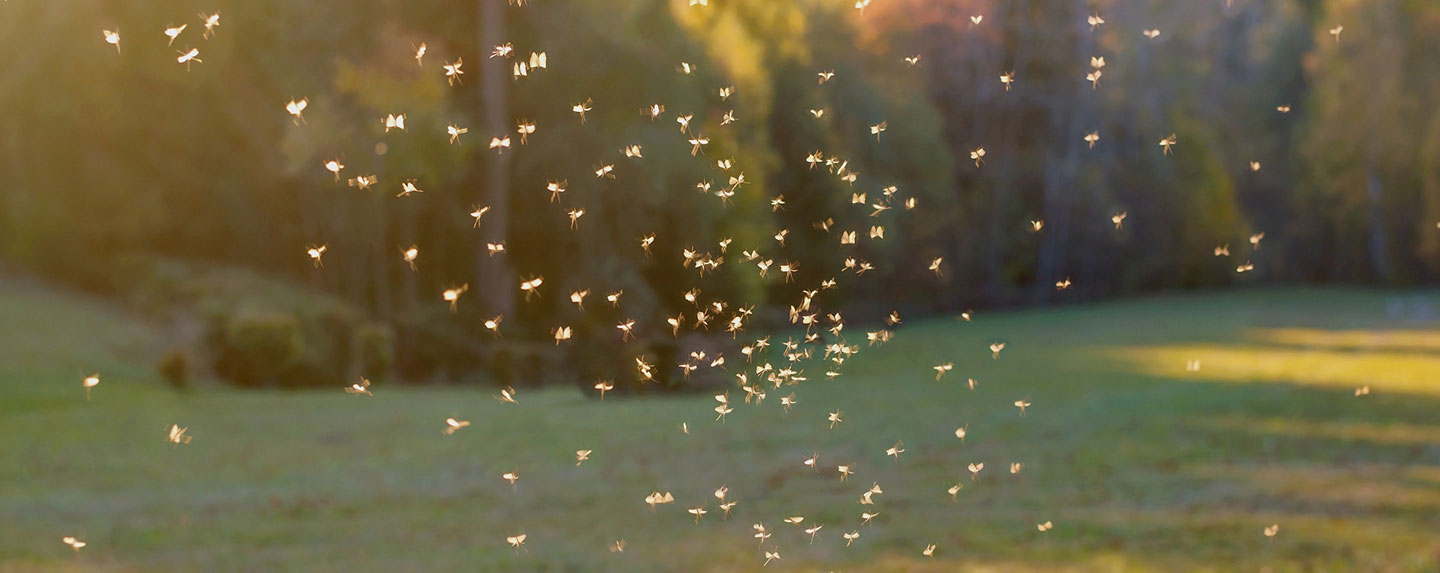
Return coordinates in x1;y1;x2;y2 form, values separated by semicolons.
351;322;396;383
216;310;303;387
157;349;191;391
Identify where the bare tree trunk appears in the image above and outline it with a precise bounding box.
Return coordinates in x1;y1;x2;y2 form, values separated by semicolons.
1033;0;1092;302
1366;166;1391;282
477;0;515;319
368;183;392;319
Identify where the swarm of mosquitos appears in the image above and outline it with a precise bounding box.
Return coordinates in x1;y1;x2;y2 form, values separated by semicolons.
72;0;1365;565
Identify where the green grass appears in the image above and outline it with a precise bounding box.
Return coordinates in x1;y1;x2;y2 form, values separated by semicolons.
2;280;1439;572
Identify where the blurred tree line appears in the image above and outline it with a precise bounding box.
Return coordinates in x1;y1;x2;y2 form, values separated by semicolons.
1;0;1437;389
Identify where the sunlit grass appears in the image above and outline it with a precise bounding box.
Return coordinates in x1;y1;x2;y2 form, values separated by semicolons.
1257;328;1440;352
2;284;1438;571
1108;341;1440;395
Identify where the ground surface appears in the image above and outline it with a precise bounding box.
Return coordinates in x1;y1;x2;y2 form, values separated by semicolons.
2;280;1438;572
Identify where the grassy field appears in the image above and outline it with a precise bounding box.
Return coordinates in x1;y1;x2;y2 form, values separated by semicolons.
2;279;1438;572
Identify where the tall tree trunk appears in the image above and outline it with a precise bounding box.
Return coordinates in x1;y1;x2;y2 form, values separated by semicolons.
1366;165;1391;282
477;0;516;319
1033;0;1092;302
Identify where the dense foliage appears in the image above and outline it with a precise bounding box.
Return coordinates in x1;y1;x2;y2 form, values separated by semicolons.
3;0;1437;386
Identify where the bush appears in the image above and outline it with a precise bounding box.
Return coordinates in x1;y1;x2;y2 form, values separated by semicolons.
392;307;485;383
351;322;396;383
157;349;191;391
216;310;303;387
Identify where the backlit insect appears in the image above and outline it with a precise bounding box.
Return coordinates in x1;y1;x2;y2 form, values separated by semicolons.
576;450;592;465
644;491;674;509
306;245;327;268
167;424;192;445
81;373;100;401
443;58;464;85
442;284;468;311
1001;71;1015;91
1038;521;1054;531
443;418;470;435
345;378;373;396
102;29;121;53
688;135;709;156
447;124;468;144
520;277;544;300
400;245;419;270
413;43;427;66
1144;29;1161;39
506;534;527;553
62;537;86;553
903;55;921;67
1112;211;1127;229
572;99;593;123
870;121;887;141
398;180;423;197
164;24;187;46
970;147;986;167
285;99;308;124
470;205;490;227
177;48;201;70
383;113;406;132
347;175;377;190
1159;133;1178;155
517;121;536;144
1264;524;1279;538
200;12;220;39
1015;399;1031;416
1085;131;1100;148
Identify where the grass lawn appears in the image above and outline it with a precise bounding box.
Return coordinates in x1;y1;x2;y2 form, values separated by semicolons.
2;280;1438;572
